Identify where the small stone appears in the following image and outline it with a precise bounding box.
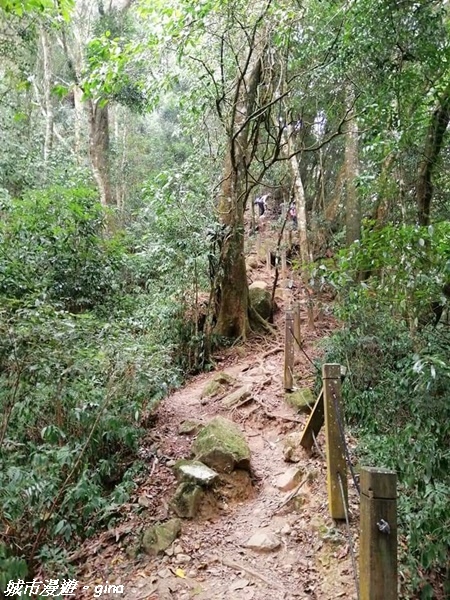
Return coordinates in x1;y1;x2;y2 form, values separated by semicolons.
173;544;183;554
244;530;281;552
166;459;176;468
280;523;292;536
275;466;304;492
176;553;192;564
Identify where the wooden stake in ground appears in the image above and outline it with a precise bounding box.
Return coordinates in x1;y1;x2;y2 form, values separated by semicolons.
266;247;272;274
360;467;397;600
284;311;294;391
293;302;301;350
323;363;347;519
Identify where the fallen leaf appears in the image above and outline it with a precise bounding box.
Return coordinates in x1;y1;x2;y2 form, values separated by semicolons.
175;568;186;578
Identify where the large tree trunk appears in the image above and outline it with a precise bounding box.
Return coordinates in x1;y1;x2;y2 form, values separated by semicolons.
344;89;360;245
214;51;263;339
417;85;450;226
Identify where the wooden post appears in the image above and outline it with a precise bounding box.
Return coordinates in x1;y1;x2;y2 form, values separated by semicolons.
300;388;324;451
281;249;287;279
284;311;294;391
360;467;397;600
293;302;301;351
323;363;347;519
307;296;315;330
266;248;272;273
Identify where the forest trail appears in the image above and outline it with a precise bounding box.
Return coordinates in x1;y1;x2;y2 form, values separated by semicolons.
74;237;360;600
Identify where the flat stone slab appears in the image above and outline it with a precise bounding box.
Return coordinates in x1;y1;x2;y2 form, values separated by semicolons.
173;459;218;486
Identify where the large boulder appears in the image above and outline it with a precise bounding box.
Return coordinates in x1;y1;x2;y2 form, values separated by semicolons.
192;416;251;473
142;518;181;556
249;287;272;320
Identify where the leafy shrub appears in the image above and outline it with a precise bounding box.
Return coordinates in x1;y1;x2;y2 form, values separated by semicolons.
0;186;186;585
319;224;450;598
0;186;124;311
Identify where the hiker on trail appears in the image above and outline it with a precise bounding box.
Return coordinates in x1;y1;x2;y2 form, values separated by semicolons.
254;194;268;217
289;202;298;229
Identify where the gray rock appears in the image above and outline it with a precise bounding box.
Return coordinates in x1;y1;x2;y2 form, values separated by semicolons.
244;530;281;552
142;519;182;556
275;466;304;492
173;459;218;486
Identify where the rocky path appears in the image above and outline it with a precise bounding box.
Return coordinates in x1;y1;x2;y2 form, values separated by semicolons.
74;256;360;600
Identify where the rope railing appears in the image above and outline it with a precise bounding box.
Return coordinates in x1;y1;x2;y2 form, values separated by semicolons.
283;309;398;600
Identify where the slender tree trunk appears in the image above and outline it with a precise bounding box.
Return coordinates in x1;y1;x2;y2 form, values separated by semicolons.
417;85;450;226
87;100;113;206
344;90;360;245
284;127;310;265
73;85;84;163
40;26;54;168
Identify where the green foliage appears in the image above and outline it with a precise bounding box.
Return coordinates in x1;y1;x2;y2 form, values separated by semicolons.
320;224;450;597
0;185;185;582
0;186;123;311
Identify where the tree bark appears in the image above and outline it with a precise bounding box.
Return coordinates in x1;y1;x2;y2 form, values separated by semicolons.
214;49;263;339
417;85;450;226
87;99;113;206
344;89;360;245
40;26;54;168
284;126;310;266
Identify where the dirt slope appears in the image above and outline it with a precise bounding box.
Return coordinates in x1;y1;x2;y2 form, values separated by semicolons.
71;252;361;600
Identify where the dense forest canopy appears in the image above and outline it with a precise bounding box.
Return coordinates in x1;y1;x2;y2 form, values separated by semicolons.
0;0;449;597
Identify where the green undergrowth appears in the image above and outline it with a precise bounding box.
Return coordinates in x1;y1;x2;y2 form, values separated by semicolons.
0;185;210;586
316;223;450;599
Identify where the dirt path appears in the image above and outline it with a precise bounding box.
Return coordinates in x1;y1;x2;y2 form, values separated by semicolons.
74;256;360;600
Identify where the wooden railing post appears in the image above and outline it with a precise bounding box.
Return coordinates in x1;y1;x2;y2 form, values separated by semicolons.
284;311;294;391
293;302;301;351
266;248;272;273
323;363;347;519
360;467;397;600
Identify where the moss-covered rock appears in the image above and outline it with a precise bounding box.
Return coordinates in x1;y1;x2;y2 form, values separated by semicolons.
249;287;272;320
285;388;315;413
170;482;204;518
142;518;181;556
200;372;235;399
192;416;251;473
173;459;218;486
